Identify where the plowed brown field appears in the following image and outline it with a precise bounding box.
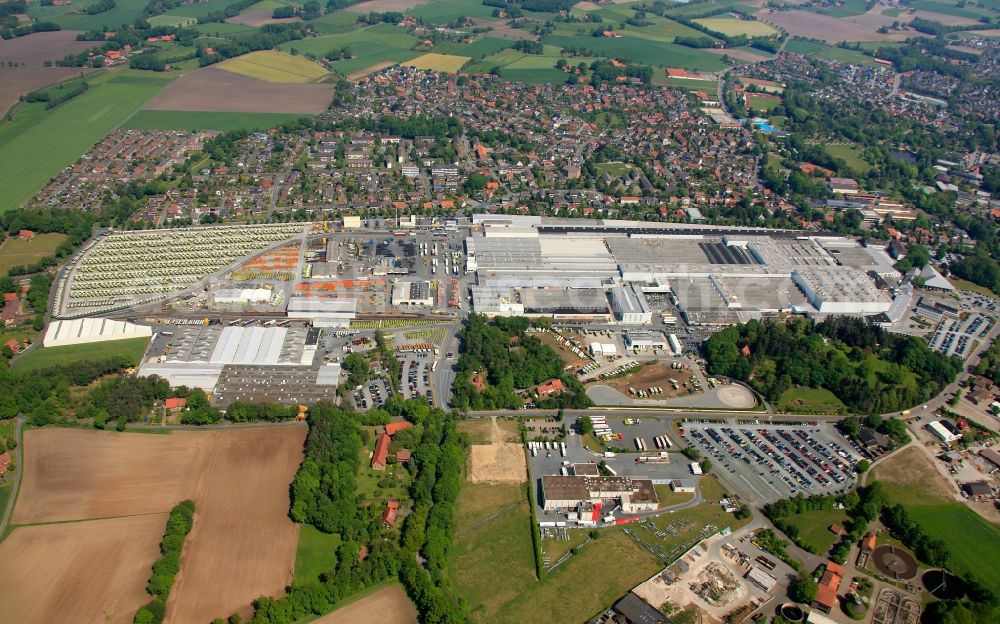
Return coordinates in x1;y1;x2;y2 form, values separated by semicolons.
5;426;307;624
144;67;332;113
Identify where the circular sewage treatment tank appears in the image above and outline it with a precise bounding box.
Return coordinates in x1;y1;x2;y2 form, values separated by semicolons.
780;604;805;622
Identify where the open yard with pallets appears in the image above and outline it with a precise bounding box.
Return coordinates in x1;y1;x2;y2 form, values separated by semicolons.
6;426;306;623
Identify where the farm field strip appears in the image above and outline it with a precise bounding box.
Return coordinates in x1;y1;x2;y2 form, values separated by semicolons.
144;66;333;114
217;50;330;83
0;70;174;213
123;109;309;131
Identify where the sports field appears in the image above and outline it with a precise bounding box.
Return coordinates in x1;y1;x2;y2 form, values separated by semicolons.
217;50;330;83
694;17;778;37
12;336;150;372
0;232;66;274
123;109;308;131
0;70;173;213
747;93;783;112
405;52;471;72
450;480;662;624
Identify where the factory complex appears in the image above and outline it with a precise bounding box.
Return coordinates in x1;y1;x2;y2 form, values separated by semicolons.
466;215;900;325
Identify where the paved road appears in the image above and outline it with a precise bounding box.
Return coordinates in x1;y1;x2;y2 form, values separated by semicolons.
0;416;25;538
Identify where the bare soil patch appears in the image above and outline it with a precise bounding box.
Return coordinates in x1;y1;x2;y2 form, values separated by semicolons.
226;9;302;26
11;426;307;623
0;66;91;116
144;66;332;113
469;18;540;40
599;362;694;398
0;30;93;65
705;47;772;62
467;417;526;484
871;446;955;503
347;0;428;11
348;60;396;80
0;514;167;624
311;583;418;624
165;426;305;623
755;9;907;42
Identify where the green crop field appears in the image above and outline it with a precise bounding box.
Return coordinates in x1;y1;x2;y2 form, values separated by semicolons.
803;0;869;17
310;10;361;34
458;36;515;59
122;110;309;131
784;38;829;55
777;386;847;414
165;0;244;17
293;524;342;586
542;33;730;71
30;0;149;31
624;15;706;42
907;504;1000;595
665;0;753;17
406;0;498;23
148;14;197;27
814;46;880;67
906;0;996;19
281;24;419;74
0;233;67;274
0;70;173;213
783;509;849;554
12;336;151;372
450;481;663;624
192;22;260;36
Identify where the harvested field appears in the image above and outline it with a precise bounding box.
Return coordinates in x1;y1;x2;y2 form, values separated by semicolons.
165;426;306;623
10;426;307;623
346;0;428;10
404;52;470;72
226;8;302;26
145;66;333;113
870;446;956;505
347;60;397;80
706;46;771;62
467;417;526;484
0;30;93;65
694;17;777;36
0;514;167;624
311;583;418;624
0;67;90;116
755;9;907;42
217;50;329;83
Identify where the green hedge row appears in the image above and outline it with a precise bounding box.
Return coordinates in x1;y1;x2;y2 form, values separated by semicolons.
134;500;196;624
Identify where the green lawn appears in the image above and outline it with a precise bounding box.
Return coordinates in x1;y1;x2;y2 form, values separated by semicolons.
0;484;12;520
814;46;880;67
123;110;309;131
784;38;829;55
0;233;67;274
450;481;663;624
12;336;151;372
309;10;361;34
777;386;847;414
192;22;261;36
0;70;173;212
655;75;719;91
783;509;849;554
282;25;419;74
906;504;1000;595
293;523;342;586
825;143;872;174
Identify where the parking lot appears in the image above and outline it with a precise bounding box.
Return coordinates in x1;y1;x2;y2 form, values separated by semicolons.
352;377;391;410
680;421;862;505
929;313;992;359
401;355;436;401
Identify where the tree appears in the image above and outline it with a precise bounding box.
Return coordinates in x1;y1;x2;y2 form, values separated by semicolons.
856;459;870;474
578;415;593;434
790;574;818;603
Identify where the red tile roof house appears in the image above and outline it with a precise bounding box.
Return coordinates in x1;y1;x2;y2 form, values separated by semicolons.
385;421;412;436
382;499;400;527
536;378;564;397
164;397;186;412
813;561;845;613
371;433;391;470
17;229;34;240
0;451;11;477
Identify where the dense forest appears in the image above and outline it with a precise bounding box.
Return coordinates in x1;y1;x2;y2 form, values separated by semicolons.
253;403;466;624
450;314;591;410
704;317;961;414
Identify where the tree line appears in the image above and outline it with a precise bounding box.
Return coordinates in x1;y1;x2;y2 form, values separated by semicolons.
704;316;961;415
134;500;196;624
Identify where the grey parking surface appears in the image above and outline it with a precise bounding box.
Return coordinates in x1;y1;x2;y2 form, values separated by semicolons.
680;421;862;505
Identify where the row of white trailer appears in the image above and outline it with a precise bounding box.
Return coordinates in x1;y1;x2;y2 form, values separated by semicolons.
634;435;672;451
527;440;567;457
591;416;614;438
